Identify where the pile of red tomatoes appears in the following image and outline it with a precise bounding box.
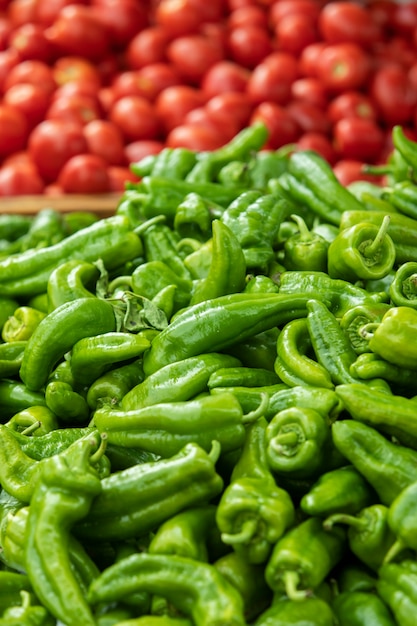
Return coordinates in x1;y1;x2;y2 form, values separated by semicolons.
0;0;417;195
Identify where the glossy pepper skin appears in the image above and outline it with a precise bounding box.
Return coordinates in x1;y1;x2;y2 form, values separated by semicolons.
93;391;267;457
0;571;33;615
207;366;280;390
6;405;58;437
264;516;346;599
331;590;396;626
331;420;417;506
215;417;295;564
335;383;417;449
254;595;336;626
300;465;376;519
349;352;415;393
174;192;213;241
142;292;311;375
24;431;106;626
121;352;241;410
339;303;392;355
389;261;417;308
324;504;396;572
1;306;46;342
132;146;197;180
0;340;27;378
283;214;329;272
362;305;417;370
75;441;224;541
384;481;417;562
267;385;343;422
46;259;99;312
142;222;191;281
190;219;246;305
384;179;417;220
86;358;145;410
19;297;117;391
88;552;246;626
0;379;47;418
131;260;193;313
377;559;417;626
45;381;90;425
265;406;331;480
0;589;55;626
327;215;396;282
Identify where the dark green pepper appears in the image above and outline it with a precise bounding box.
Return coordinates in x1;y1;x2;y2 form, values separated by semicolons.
254;595;336;626
377;559;417;626
331;590;396;626
283;213;329;272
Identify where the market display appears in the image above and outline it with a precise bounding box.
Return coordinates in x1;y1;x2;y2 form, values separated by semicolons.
0;121;417;625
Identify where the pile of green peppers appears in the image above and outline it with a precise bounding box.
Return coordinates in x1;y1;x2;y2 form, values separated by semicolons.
1;123;417;626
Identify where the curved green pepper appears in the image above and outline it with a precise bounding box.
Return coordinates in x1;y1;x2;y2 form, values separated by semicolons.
254;595;336;626
377;559;417;626
339;302;392;355
1;306;46;342
46;259;99;312
283;214;329;272
390;261;417;308
331;590;396;626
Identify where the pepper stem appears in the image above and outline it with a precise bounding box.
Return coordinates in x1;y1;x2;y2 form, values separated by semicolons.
272;431;300;448
221;518;258;546
208;440;221;464
242;392;269;424
90;432;108;465
133;214;166;235
383;538;407;565
20;420;41;436
359;321;380;341
290;213;311;241
323;513;367;532
283;570;311;601
362;215;391;258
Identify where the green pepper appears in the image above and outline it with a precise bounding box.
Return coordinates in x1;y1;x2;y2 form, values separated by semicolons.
6;405;58;436
213;551;272;622
142;292;311;375
339;209;417;265
215;416;295;564
0;379;47;418
44;381;90;425
331;590;397;626
0;296;19;331
383;179;417;220
335;383;417;449
221;191;288;271
86;358;145;410
0;571;33;615
24;431;105;626
324;504;396;572
173;192;214;241
377;559;417;626
189;219;246;305
207;365;280;390
349;352;415;393
254;595;336;626
244;274;280;294
383;480;417;563
278;270;386;318
327;215;396;282
142;222;191;280
0;341;27;378
1;306;46;343
389;261;417;308
227;327;280;371
88;552;246;626
265;406;332;480
75;441;224;541
267;384;344;421
133;146;197;180
62;210;98;234
131;260;193;313
46;258;99;311
121;352;241;410
19;296;117;391
283;213;329;272
264;516;346;599
275;317;334;389
300;465;376;519
93;391;267;457
0;215;143;297
182;238;213;279
331;420;417;506
337;562;378;593
392;124;417;173
0;213;32;242
339;302;392;355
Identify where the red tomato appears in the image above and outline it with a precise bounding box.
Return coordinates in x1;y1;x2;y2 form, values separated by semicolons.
167;34;224;83
246;52;299;105
327;91;378;123
8;24;53;63
107;165;139;191
291;78;328;109
368;1;396;31
201;61;250;98
52;79;101;102
7;0;38;27
0;104;28;157
315;43;371;92
83;119;125;165
154;0;203;38
187;0;225;23
124;139;164;165
110;70;157;103
28;119;88;182
184;106;239;141
333;159;382;186
52;57;102;89
91;0;148;48
35;0;89;26
392;2;417;37
0;18;13;52
155;85;205;132
298;42;327;77
318;2;381;47
227;26;273;69
369;64;417;125
3;83;51;129
249;102;300;149
296;132;337;165
0;49;20;94
0;161;44;196
58;153;110;193
274;13;318;56
333;117;385;162
227;6;268;30
166;123;226;151
205;91;254;129
46;93;102;126
286;100;331;136
135;63;182;101
109;95;161;141
45;5;110;60
4;60;57;94
269;0;322;25
124;27;169;69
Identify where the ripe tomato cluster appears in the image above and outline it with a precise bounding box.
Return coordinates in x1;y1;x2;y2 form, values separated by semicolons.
0;0;417;194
